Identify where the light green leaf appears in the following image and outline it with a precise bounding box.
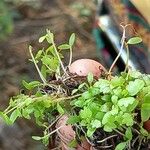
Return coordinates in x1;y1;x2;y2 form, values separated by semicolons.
115;142;127;150
0;111;12;125
122;113;133;126
69;33;75;46
87;72;93;85
39;36;46;43
118;97;135;108
58;44;70;50
80;107;92;119
127;37;142;45
32;136;42;140
126;79;145;96
91;120;101;128
141;103;150;122
10;109;21;123
41;65;47;78
87;127;95;137
67;115;80;124
35;50;43;59
125;127;132;140
57;103;64;114
68;139;78;148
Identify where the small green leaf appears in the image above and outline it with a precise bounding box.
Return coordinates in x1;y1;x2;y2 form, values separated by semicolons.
67;115;80;124
0;111;12;125
78;83;86;90
57;103;64;114
39;35;46;43
41;65;47;78
80;107;92;119
140;127;149;136
87;127;95;137
87;72;93;85
115;142;127;150
91;120;101;128
68;139;78;148
71;89;78;95
10;109;21;123
122;113;133;126
125;127;132;140
58;44;70;50
35;50;43;59
126;79;145;96
127;37;142;45
32;136;42;140
69;33;76;46
141;103;150;122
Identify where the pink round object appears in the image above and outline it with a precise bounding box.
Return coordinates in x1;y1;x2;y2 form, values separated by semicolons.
69;59;106;78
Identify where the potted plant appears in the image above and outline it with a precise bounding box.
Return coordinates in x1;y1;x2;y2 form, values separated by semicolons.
0;26;149;150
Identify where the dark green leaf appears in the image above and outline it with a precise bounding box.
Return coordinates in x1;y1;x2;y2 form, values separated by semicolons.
127;37;142;45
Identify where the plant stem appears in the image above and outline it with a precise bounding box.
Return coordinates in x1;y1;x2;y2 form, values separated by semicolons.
113;129;125;136
29;46;46;84
108;25;126;74
124;42;129;72
56;94;81;102
68;46;73;66
51;39;69;76
43;125;64;139
97;135;117;143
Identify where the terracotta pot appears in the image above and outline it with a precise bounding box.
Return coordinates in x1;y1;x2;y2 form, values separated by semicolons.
56;115;91;150
144;120;150;133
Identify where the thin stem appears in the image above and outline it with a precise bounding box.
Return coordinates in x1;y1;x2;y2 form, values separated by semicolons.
56;93;81;102
43;125;64;139
68;46;73;66
113;129;125;136
51;39;69;76
124;42;129;72
29;46;46;84
45;115;62;132
97;135;117;143
137;137;143;150
108;25;126;74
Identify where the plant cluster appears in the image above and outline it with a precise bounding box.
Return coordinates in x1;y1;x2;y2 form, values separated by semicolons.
0;29;149;149
68;70;150;149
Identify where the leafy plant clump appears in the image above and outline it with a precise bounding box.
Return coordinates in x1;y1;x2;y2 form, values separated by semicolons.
0;27;150;150
68;70;150;149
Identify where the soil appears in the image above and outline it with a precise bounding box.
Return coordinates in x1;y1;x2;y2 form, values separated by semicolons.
0;0;97;149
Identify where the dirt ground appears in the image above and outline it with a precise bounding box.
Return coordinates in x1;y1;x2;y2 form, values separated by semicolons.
0;0;98;149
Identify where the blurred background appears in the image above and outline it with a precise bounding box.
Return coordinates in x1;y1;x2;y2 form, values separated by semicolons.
0;0;149;149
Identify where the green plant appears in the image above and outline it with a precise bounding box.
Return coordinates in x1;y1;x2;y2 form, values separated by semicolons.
0;27;149;150
68;70;150;149
0;29;77;146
